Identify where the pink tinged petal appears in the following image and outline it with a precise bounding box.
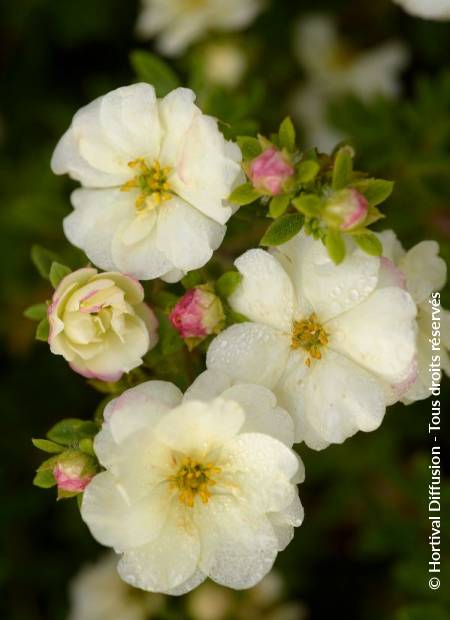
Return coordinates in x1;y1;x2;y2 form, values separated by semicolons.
378;257;406;290
69;361;123;383
248;148;294;196
328;189;369;231
169;288;222;338
53;464;93;493
392;356;419;402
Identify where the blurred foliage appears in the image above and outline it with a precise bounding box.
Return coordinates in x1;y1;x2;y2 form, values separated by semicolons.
0;0;449;619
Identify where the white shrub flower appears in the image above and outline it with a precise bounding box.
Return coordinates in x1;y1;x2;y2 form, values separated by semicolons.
136;0;263;57
290;14;408;151
81;377;303;594
68;553;164;620
51;84;243;282
207;232;418;450
48;268;158;381
392;0;450;19
377;230;450;403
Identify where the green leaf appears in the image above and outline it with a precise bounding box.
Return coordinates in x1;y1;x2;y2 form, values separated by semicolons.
79;437;95;456
33;468;56;489
292;194;323;217
181;270;204;290
332;146;354;190
216;271;242;299
296;160;320;184
365;205;386;226
24;303;47;321
130;50;180;97
360;179;394;207
228;183;260;206
237;136;262;160
49;262;71;288
32;438;65;454
31;245;59;279
352;230;383;256
47;419;98;447
269;195;290;218
155;309;185;355
325;228;346;264
260;213;304;246
278;117;296;152
35;317;50;342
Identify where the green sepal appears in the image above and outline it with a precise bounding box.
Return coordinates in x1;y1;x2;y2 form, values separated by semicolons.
351;230;383;256
49;262;71;288
47;419;98;447
24;303;47;321
130;50;180;97
32;438;65;454
260;213;304;246
296;160;320;184
79;437;95;456
181;270;205;290
278;117;296;152
216;271;242;299
35;317;50;342
237;136;262;160
31;245;59;279
33;468;57;489
325;228;346;264
228;183;261;206
269;195;290;219
292;194;323;217
354;179;394;207
332;146;354;191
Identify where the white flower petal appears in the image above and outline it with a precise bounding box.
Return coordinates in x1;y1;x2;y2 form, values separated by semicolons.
206;323;290;389
229;249;295;332
184;369;232;402
399;241;447;304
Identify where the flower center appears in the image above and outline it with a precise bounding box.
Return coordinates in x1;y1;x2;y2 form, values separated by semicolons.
168;456;221;508
121;158;173;214
291;313;329;367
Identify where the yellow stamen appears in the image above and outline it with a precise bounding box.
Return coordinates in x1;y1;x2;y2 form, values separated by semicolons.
121;158;173;214
291;313;329;367
168;456;221;508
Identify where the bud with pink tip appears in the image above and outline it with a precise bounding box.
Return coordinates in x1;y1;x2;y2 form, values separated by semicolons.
169;286;225;340
324;188;369;231
53;452;95;495
248;147;295;196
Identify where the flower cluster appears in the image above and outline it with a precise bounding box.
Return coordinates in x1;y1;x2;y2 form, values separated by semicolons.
28;81;448;597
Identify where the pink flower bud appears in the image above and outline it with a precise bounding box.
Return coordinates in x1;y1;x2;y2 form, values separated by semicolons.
325;188;368;231
248;147;294;195
169;287;225;339
53;456;94;493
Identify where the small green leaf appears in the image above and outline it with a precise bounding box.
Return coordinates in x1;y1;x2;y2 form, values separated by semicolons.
32;438;65;454
24;303;47;321
296;160;320;184
228;183;260;206
33;468;56;489
216;271;242;299
260;213;304;246
31;245;59;279
360;179;394;207
365;205;386;226
278;117;296;152
130;50;180;97
269;195;290;218
325;229;346;264
237;136;262;160
47;419;98;446
332;146;353;191
49;262;71;288
352;230;383;256
36;317;50;342
79;437;95;456
181;270;204;290
292;194;323;217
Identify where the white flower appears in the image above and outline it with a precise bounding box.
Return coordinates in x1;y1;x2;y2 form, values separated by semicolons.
378;230;450;403
393;0;450;19
48;268;158;381
68;553;164;620
81;376;303;594
290;14;408;151
51;84;243;282
202;42;248;89
136;0;263;57
207;232;418;450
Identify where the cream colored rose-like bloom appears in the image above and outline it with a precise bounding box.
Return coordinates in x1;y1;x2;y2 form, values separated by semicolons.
51;84;243;282
377;230;450;403
68;553;164;620
290;14;408;151
393;0;450;19
81;377;303;594
48;268;158;381
136;0;263;57
207;232;418;450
